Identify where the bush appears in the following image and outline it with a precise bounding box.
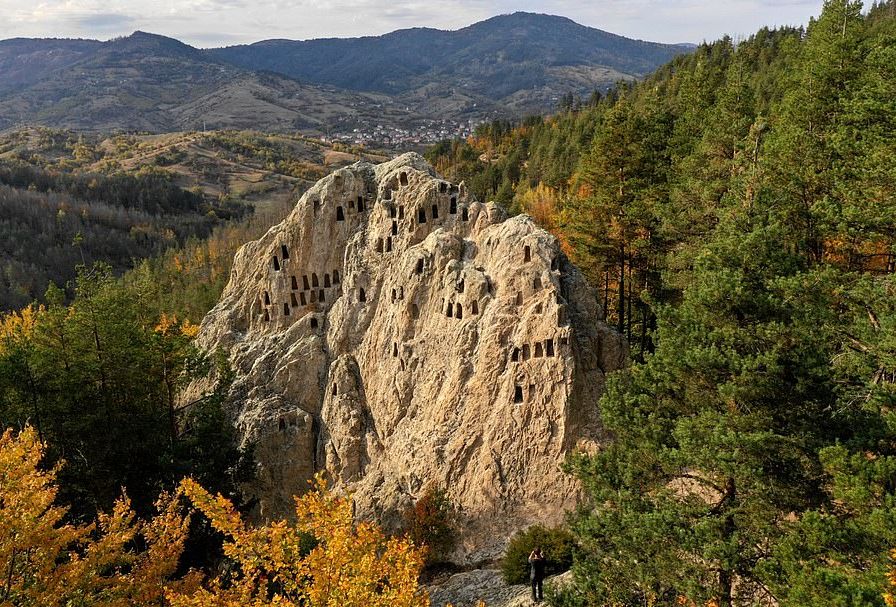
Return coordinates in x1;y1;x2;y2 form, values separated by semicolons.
501;525;575;585
402;484;456;565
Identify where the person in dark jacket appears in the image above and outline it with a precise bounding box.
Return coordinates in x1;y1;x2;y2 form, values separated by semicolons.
528;547;546;603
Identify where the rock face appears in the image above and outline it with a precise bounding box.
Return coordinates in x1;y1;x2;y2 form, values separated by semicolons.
195;153;626;559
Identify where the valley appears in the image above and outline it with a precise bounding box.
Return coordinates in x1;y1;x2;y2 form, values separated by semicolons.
0;127;389;310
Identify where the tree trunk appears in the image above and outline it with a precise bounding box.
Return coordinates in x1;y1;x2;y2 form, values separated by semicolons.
626;257;633;343
604;271;610;317
617;244;625;335
718;476;737;607
639;268;649;361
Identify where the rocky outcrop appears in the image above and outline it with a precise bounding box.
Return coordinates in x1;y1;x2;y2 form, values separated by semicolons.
194;153;626;559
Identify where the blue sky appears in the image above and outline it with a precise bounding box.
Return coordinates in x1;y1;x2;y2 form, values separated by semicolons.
1;0;826;46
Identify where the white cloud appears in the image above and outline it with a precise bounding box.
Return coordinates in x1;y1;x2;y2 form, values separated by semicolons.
0;0;826;46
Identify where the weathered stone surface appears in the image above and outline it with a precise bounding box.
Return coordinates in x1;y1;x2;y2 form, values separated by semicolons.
427;569;572;607
193;152;626;559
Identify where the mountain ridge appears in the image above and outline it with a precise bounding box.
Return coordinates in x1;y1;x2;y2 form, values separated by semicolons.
0;14;692;136
207;12;688;95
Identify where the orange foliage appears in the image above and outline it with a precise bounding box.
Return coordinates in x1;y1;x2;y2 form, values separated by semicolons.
154;312;200;338
517;183;560;230
516;182;576;256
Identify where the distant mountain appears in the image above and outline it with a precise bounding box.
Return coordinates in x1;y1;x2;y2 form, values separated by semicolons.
0;15;691;136
0;32;409;134
210;13;689;97
0;38;102;93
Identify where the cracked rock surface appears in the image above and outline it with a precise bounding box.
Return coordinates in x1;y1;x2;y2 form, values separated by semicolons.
192;152;626;560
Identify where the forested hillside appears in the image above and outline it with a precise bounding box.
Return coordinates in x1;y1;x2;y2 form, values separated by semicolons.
3;1;896;605
210;12;689;110
0;162;246;310
0;15;689;133
429;1;896;604
0;128;382;311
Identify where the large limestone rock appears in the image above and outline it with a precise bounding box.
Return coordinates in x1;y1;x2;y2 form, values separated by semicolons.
195;153;626;559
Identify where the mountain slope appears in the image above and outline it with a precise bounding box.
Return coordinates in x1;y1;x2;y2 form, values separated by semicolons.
209;13;688;97
0;32;415;134
0;38;102;94
0;15;691;135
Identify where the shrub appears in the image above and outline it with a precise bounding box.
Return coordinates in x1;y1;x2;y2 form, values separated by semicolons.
403;484;456;565
501;524;575;585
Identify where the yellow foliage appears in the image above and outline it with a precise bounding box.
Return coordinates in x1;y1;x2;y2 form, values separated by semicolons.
885;548;896;606
515;183;574;256
179;319;200;338
0;305;41;351
675;597;719;607
516;182;560;231
155;312;179;335
168;474;430;607
0;425;191;606
154;313;200;338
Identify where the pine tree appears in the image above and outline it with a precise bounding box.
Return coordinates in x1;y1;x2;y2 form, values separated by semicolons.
0;264;248;521
562;203;841;606
765;0;866;265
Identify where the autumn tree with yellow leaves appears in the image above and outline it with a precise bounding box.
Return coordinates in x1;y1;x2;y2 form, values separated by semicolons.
167;474;430;607
886;550;896;607
1;425;443;607
1;263;446;607
0;425;192;607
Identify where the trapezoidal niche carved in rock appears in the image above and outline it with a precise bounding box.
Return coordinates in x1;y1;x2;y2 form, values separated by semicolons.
192;152;627;560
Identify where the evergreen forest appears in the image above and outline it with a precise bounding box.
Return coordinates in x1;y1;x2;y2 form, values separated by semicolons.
425;1;896;604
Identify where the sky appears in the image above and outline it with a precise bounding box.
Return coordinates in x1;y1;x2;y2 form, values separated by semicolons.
0;0;827;47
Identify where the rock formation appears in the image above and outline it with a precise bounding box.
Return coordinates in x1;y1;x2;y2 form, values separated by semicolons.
194;152;626;559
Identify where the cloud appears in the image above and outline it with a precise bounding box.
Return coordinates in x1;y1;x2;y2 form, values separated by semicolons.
74;12;136;31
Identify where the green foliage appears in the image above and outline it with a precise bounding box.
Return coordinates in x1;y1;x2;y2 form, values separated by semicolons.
0;158;250;311
428;2;896;605
501;525;575;585
0;264;252;521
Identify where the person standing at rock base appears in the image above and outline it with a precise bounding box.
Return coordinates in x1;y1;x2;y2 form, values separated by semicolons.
529;547;546;603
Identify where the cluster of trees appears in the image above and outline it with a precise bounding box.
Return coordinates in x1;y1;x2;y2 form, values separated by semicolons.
122;194;295;323
428;1;896;605
0;159;251;311
0;265;251;522
198;131;329;180
0;161;217;216
0;426;430;607
4;1;896;603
